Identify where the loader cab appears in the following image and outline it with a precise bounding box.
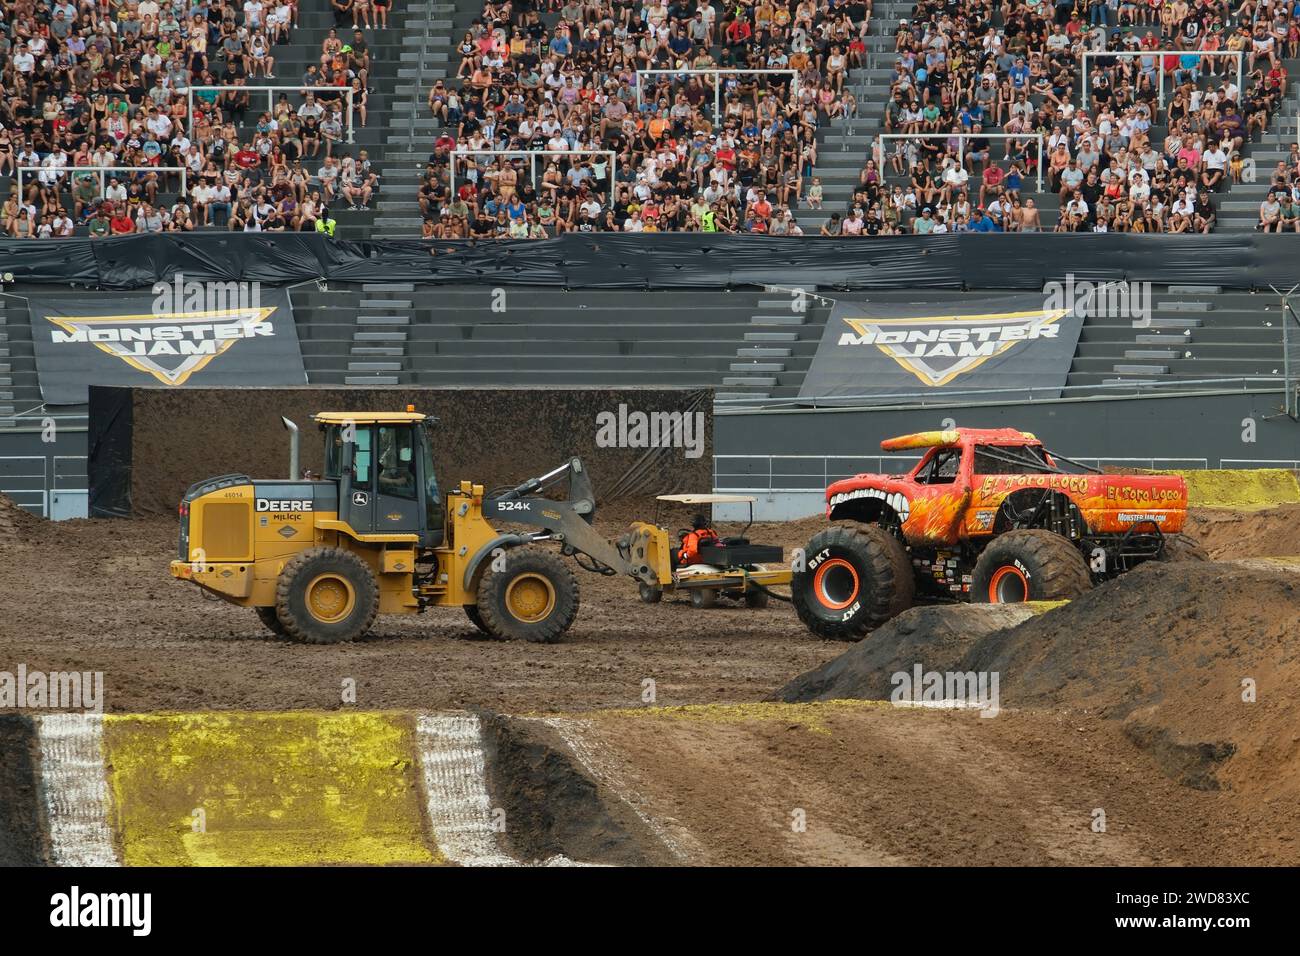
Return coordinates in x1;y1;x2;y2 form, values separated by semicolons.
316;410;444;547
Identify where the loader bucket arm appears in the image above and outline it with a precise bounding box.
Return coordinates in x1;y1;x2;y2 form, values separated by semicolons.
478;458;654;583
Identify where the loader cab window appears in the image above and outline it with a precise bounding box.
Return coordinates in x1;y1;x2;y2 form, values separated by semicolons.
351;427;373;486
377;425;417;498
915;447;961;485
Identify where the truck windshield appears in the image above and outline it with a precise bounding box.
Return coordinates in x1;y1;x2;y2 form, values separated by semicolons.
915;448;961;484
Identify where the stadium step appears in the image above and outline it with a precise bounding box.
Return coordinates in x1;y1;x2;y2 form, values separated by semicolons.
361;283;416;293
1148;317;1205;329
345;375;401;385
744;332;801;343
716;392;771;401
1124;349;1179;360
1136;333;1192;345
354;331;409;342
1156;301;1213;312
351;346;406;356
1168;285;1222;295
750;313;806;327
1113;364;1170;375
360;299;414;310
347;362;403;372
723;376;778;387
729;362;786;373
357;314;412;325
736;347;793;358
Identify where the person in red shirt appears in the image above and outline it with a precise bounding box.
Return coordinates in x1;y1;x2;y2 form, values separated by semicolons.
109;205;136;235
725;16;752;47
234;145;261;169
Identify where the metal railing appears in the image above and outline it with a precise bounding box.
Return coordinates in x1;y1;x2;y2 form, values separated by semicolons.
715;376;1288;410
16;165;188;198
187;86;356;143
1081;50;1244;110
874;133;1045;193
0;454;87;519
635;68;800;124
713;454;1298;496
450;149;617;200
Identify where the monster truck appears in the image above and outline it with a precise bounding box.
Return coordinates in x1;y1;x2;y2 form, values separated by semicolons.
793;427;1206;640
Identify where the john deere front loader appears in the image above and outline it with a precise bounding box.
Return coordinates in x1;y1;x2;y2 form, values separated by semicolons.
170;409;668;644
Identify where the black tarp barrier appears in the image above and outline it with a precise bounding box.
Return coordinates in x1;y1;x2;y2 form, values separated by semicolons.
88;385;713;517
87;385;133;519
801;294;1086;400
4;233;1299;291
29;287;306;404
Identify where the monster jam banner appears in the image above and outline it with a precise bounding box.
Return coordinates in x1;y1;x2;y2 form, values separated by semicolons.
799;293;1088;401
28;284;306;405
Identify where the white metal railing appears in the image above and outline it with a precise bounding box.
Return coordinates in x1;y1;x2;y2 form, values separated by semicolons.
16;165;188;199
0;454;90;519
187;85;355;143
874;133;1045;193
1081;50;1244;110
713;454;1300;495
635;68;799;124
714;453;921;493
449;149;616;202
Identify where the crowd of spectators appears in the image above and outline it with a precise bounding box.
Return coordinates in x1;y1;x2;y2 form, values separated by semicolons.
850;0;1298;234
417;0;873;236
0;0;382;238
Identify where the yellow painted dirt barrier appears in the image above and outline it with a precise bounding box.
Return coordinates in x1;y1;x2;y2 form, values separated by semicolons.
101;712;438;866
1164;469;1300;510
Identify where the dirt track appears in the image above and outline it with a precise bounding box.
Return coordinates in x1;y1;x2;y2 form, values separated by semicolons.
2;495;1298;865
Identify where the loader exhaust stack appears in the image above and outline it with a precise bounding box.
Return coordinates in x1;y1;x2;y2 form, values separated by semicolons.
281;417;299;480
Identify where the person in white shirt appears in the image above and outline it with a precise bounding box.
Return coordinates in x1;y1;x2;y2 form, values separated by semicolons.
623;210;644;232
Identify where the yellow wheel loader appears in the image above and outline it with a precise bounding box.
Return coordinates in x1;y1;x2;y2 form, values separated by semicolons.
169;408;791;644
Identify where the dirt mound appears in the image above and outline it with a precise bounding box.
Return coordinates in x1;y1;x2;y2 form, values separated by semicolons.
0;494;46;549
772;604;1035;703
1184;504;1300;559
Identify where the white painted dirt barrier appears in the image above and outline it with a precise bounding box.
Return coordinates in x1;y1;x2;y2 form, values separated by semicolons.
36;713;118;866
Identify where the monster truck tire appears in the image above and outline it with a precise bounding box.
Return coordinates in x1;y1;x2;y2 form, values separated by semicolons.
838;520;915;617
275;547;380;644
793;525;912;640
970;530;1092;605
1157;533;1210;563
475;547;579;643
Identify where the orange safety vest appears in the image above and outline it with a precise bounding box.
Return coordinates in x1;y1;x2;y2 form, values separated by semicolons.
678;528;719;566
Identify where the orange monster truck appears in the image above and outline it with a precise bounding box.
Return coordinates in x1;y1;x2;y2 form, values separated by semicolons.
792;427;1207;640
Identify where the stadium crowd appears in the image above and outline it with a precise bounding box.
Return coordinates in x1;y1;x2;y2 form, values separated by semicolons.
420;0;1300;237
418;0;873;236
854;0;1298;233
0;0;381;238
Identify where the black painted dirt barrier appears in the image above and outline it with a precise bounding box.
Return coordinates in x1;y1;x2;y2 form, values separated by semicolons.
4;233;1298;290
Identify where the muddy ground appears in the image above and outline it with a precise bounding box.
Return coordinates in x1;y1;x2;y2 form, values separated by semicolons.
1;495;1298;865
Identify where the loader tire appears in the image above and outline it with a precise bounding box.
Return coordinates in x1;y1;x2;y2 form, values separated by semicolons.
476;547;579;643
838;520;915;617
793;524;913;641
275;547;380;644
971;530;1092;605
255;606;289;638
638;583;663;604
465;604;490;634
743;587;770;609
1158;533;1209;563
